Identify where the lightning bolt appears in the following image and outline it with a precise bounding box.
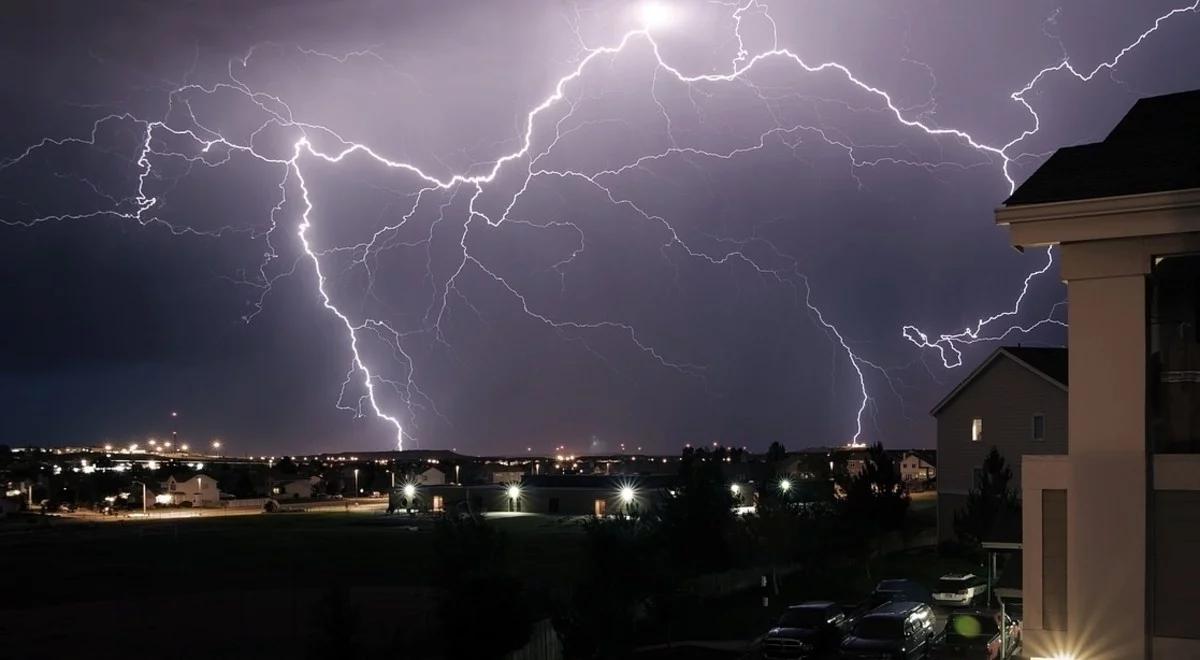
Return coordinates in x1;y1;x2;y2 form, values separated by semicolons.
2;1;1195;448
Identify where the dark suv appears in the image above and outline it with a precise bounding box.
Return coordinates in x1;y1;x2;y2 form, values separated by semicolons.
931;609;1021;659
762;601;851;659
867;579;932;608
839;601;936;660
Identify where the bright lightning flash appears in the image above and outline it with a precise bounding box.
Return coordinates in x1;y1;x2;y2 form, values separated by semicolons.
2;1;1196;449
637;2;677;30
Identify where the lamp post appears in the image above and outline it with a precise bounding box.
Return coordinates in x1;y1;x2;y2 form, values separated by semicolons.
619;485;635;516
403;483;416;512
353;468;359;497
131;480;146;515
507;484;521;512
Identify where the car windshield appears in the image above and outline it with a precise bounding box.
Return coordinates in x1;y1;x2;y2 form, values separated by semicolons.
854;616;903;640
936;578;968;592
778;608;827;628
945;614;1000;642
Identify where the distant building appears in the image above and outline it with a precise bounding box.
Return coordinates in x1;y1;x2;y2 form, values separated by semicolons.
931;346;1067;541
391;474;677;516
273;476;321;499
996;89;1200;658
898;451;936;482
416;466;445;485
162;474;220;507
489;469;525;485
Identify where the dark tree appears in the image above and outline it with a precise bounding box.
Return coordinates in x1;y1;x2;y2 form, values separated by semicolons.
766;441;787;463
307;585;361;660
432;515;533;659
837;442;909;533
563;517;675;658
954;447;1020;547
658;449;747;575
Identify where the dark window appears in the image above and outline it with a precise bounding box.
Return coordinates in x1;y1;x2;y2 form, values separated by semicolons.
1154;491;1200;639
1149;254;1200;453
1042;489;1067;632
1032;414;1046;441
778;608;826;629
853;616;903;640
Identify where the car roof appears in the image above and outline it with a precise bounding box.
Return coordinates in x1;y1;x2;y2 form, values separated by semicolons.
876;578;921;588
867;601;928;618
939;573;977;580
788;601;836;611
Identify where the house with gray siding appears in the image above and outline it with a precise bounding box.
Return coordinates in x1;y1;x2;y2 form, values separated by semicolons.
931;346;1067;541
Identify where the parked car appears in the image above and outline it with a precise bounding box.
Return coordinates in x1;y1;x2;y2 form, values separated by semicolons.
839;601;936;660
932;573;988;607
56;502;77;513
866;579;932;609
931;609;1021;660
762;601;853;659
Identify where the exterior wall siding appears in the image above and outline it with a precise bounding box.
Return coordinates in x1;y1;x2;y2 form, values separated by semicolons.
936;355;1067;499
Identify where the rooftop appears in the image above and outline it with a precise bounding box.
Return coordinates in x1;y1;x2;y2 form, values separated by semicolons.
1006;89;1200;206
931;346;1067;415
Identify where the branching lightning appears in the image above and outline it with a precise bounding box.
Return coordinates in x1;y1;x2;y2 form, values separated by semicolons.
2;1;1195;448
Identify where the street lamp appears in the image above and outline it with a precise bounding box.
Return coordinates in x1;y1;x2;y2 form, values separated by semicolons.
353;468;359;496
619;486;635;504
131;480;147;515
507;484;521;512
730;483;741;495
211;440;221;453
779;479;792;493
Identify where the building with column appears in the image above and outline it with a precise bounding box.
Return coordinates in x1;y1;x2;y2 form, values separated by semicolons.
996;89;1200;659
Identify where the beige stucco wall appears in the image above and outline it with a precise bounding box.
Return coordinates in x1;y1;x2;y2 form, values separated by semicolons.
1007;208;1200;660
1063;269;1148;659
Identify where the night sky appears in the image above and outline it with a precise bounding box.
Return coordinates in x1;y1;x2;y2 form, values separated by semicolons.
2;1;1198;455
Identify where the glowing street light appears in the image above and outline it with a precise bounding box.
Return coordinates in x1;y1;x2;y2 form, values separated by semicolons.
507;484;521;500
619;486;635;504
402;483;416;499
180;443;189;452
353;468;359;496
730;483;741;495
211;439;222;451
779;479;792;493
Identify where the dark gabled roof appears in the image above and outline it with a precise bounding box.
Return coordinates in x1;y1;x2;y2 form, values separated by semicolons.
1003;346;1068;386
905;449;937;468
930;346;1067;416
1005;89;1200;206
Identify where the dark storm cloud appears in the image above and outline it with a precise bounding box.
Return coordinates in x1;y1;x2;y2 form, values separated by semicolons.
1;1;1198;453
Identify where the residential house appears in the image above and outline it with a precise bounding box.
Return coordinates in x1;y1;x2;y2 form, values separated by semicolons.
931;346;1068;541
162;474;220;507
415;466;445;486
898;450;936;483
273;476;321;499
996;89;1200;658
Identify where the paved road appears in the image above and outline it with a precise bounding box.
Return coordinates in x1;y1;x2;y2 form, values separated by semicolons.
49;497;389;522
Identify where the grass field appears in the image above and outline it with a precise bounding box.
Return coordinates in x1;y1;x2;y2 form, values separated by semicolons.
1;510;588;609
0;510;589;657
1;494;962;658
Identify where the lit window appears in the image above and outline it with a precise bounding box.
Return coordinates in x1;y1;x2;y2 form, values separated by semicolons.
971;418;983;442
1033;414;1046;441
